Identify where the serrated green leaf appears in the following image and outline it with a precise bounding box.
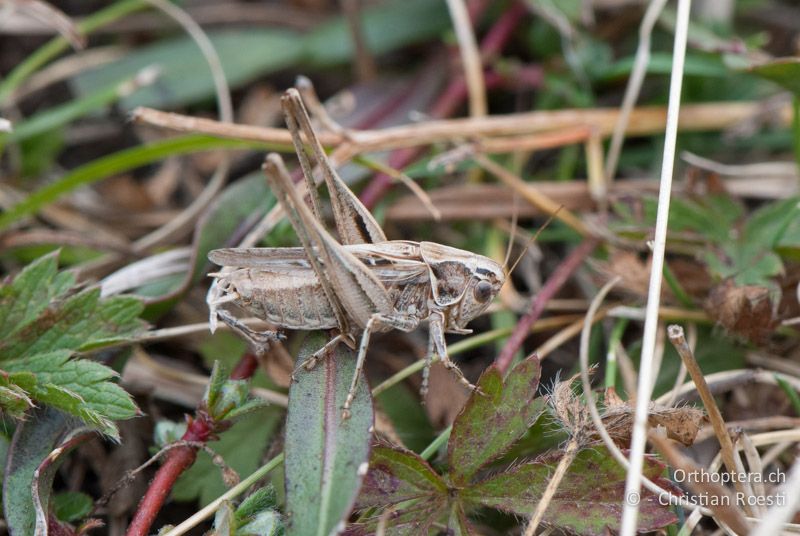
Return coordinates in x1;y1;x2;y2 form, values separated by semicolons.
53;491;93;522
173;407;281;506
447;354;544;485
461;446;678;536
5;350;138;438
0;252;74;340
0;253;145;436
357;445;447;508
284;332;373;536
0;287;145;359
743;196;800;250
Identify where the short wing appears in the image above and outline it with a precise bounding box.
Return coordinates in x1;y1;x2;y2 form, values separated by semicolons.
209;246;429;285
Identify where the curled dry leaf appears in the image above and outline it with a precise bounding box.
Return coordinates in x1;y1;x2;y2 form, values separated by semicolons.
550;375;707;447
591;251;673;302
705;279;779;343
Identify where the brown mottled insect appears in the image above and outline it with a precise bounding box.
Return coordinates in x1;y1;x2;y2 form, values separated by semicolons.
207;89;504;417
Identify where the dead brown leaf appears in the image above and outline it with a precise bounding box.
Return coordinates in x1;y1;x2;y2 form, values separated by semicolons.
705;279;779;343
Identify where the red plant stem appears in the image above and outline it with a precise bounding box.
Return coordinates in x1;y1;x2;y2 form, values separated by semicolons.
495;238;600;375
230;352;258;380
126;350;257;535
126;414;213;536
359;2;529;209
479;1;527;60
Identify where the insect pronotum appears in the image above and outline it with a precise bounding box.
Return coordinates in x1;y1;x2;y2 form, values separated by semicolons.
207;88;505;418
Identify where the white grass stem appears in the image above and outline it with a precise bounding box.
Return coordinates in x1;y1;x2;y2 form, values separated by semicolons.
445;0;486;117
620;0;692;534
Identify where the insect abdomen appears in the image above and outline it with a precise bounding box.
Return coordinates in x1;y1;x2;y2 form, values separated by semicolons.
225;269;338;330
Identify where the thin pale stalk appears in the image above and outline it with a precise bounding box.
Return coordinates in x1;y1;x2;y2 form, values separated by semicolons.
160;453;285;536
523;436;580;536
445;0;486;117
620;1;691;532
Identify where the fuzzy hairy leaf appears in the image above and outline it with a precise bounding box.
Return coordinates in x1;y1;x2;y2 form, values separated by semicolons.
461;446;678;535
448;354;544;485
284;332;373;536
357;445;447;508
350;498;448;536
0;253;145;437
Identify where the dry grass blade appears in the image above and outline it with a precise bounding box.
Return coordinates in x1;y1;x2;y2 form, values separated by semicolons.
131;100;793;152
4;0;86;50
445;0;486;117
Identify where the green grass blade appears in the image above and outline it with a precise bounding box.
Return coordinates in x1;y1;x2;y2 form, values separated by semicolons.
0;135;260;231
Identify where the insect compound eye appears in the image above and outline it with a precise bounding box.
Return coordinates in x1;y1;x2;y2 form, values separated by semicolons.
473;280;494;303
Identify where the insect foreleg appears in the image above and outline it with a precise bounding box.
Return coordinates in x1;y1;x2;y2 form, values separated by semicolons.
428;311;478;392
215;308;284;356
342;313;419;419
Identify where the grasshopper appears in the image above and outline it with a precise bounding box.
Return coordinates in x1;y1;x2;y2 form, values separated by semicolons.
207;88;505;417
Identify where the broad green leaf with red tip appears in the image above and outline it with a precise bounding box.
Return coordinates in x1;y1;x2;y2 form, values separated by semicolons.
448;354;544;484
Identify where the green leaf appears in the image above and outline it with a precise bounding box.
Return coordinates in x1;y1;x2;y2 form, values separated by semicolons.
302;0;449;68
0;289;144;358
70;0;451;110
0;251;74;340
0;135;258;232
236;488;284;536
353;499;448;536
0;252;144;436
284;332;373;536
461;446;678;535
5;350;139;437
748;57;800;95
72;30;302;110
236;486;279;521
598;52;730;81
357;445;447;508
173;407;281;506
447;354;544;485
374;382;435;453
4;407;94;536
743;196;800;250
53;491;93;522
192;172;276;285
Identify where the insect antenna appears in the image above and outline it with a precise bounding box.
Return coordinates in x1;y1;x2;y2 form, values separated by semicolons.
502;193;520;271
505;206;563;279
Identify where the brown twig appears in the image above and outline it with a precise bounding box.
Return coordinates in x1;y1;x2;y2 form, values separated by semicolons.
667;325;753;510
132;100;791;156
